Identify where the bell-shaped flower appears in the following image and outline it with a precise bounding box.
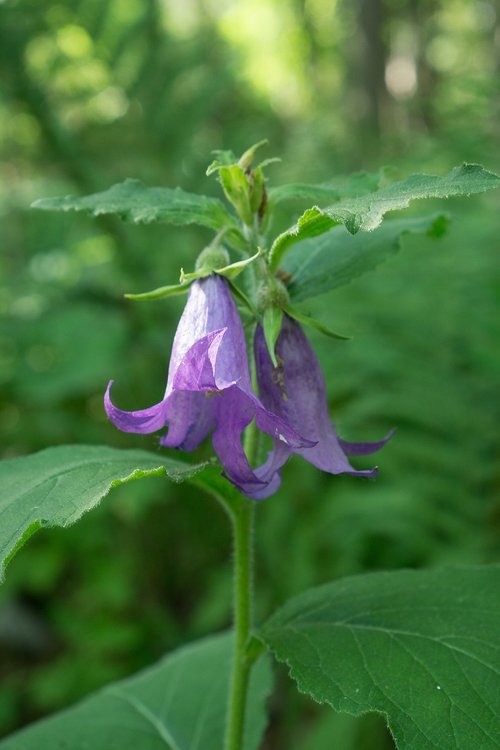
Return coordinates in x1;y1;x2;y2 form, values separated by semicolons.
253;314;392;485
105;275;312;499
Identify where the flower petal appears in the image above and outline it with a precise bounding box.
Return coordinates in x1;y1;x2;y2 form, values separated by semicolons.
255;315;382;477
104;380;168;433
211;386;271;497
166;275;253;395
339;428;395;456
172;329;228;391
160;391;215;450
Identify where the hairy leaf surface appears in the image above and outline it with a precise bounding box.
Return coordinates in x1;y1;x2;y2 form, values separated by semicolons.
0;633;272;750
32;179;239;232
268;171;383;207
285;214;447;300
0;445;209;580
270;164;500;269
260;566;500;750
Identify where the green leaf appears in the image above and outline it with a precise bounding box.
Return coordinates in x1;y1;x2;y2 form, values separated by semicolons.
0;445;209;580
284;213;447;301
0;632;272;750
32;178;239;233
270;163;500;270
268;170;384;207
259;565;500;750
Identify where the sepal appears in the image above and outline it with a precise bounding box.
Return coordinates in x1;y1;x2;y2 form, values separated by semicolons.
182;248;263;284
284;305;350;340
262;306;283;368
125;281;191;301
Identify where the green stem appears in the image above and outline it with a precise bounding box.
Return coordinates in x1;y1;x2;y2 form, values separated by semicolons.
224;349;259;750
224;495;255;750
223;209;263;750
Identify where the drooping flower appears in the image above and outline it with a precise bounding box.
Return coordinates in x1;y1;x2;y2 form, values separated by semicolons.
105;275;312;499
253;313;392;485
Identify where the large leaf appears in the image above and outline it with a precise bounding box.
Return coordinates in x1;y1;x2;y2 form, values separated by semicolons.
259;565;500;750
0;445;209;580
0;632;272;750
268;170;383;207
269;163;500;269
32;178;239;233
284;213;447;301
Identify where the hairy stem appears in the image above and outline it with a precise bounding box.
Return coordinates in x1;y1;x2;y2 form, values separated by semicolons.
224;494;255;750
224;338;259;750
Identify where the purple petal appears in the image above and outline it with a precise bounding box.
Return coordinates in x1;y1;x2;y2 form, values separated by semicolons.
166;276;252;396
104;381;168;434
211;386;272;497
172;329;227;391
160;391;215;450
339;428;395;456
254;315;383;477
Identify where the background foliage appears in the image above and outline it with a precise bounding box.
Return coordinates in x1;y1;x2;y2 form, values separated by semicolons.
1;0;499;747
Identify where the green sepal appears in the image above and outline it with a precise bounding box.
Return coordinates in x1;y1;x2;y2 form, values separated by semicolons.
284;305;350;340
181;248;262;284
125;281;191;301
262;306;284;367
216;248;263;280
225;278;259;318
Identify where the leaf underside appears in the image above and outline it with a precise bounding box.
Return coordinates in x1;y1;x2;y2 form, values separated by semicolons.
259;565;500;750
0;445;209;580
0;632;272;750
268;170;384;207
32;178;238;232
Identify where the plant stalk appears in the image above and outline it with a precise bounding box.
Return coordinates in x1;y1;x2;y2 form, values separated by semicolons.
223;494;255;750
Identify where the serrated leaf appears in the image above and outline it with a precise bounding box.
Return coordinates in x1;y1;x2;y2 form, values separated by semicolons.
32;178;240;233
270;163;500;270
0;445;209;580
0;632;272;750
259;565;500;750
284;214;447;301
268;170;384;207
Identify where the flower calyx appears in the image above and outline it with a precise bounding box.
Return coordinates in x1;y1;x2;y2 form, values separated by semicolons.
257;275;289;367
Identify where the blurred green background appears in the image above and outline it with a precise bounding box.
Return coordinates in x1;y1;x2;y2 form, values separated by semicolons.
1;0;499;747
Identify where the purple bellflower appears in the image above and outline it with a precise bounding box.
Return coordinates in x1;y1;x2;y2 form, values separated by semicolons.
105;275;312;499
253;314;392;485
